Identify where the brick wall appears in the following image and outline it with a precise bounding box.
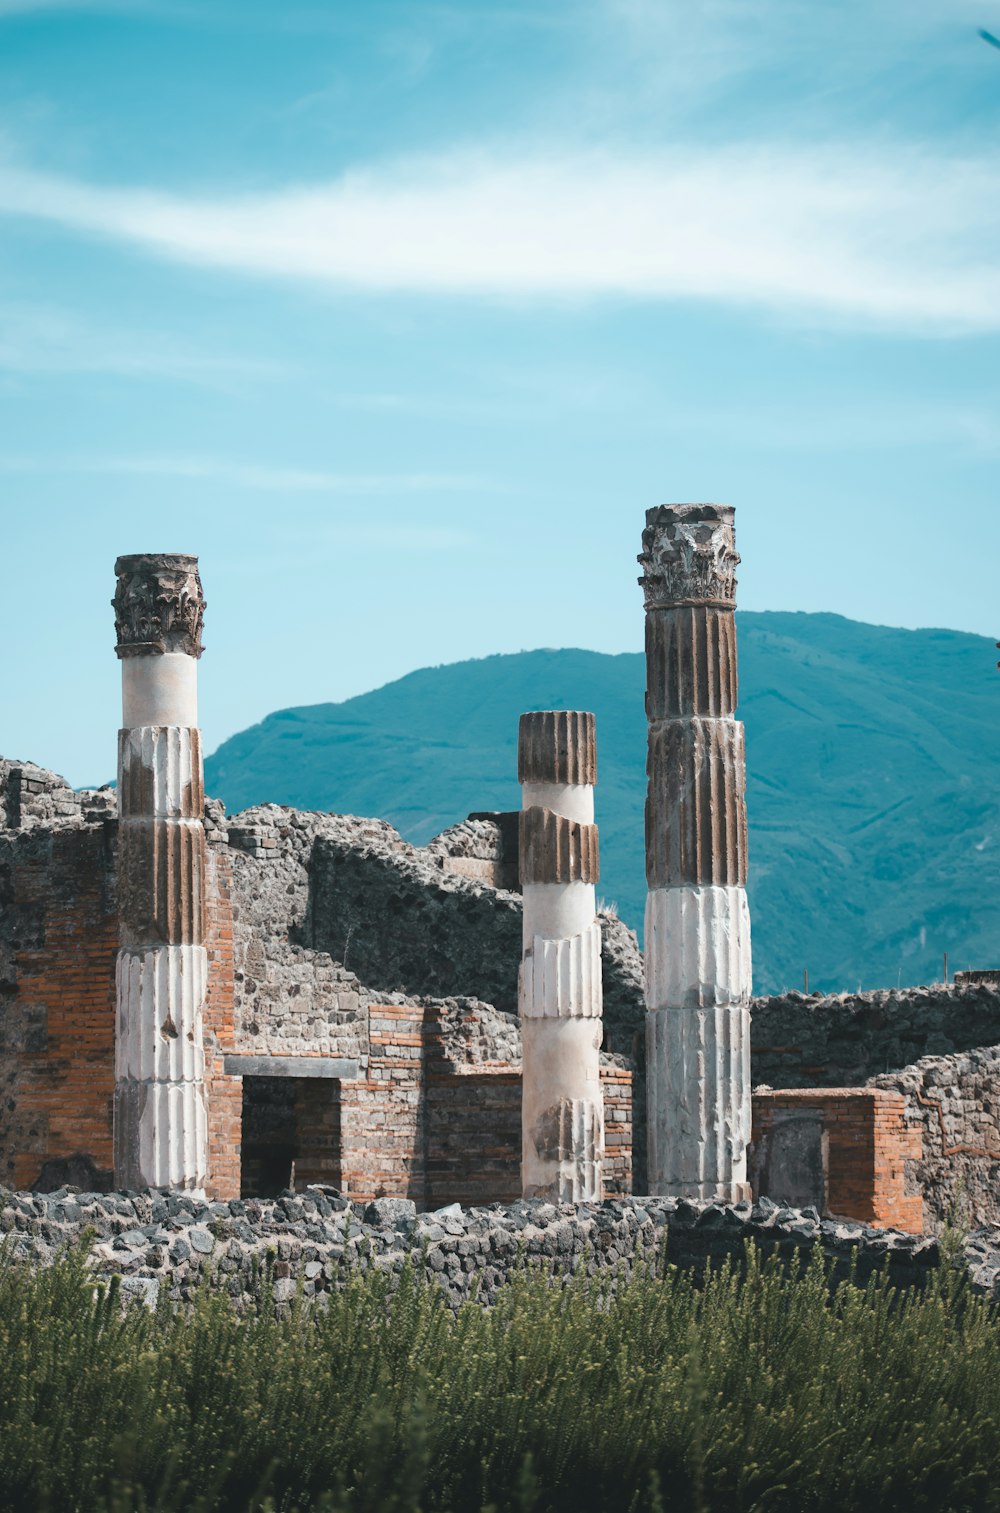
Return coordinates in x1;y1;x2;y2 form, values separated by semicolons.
1;821;244;1199
334;1003;632;1207
1;826;117;1191
204;843;242;1200
751;1089;924;1233
602;1067;633;1195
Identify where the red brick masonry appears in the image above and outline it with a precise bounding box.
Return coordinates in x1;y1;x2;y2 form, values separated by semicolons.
331;1004;632;1207
752;1089;924;1233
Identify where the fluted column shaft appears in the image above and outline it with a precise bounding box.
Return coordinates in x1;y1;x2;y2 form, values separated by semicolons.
113;553;208;1192
639;505;752;1201
518;711;604;1202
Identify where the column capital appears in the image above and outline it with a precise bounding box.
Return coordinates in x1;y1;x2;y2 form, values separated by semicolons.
113;553;206;659
638;504;739;611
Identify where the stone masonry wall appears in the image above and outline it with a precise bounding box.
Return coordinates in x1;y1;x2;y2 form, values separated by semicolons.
6;1188;995;1318
425;814;520;892
752;983;1000;1089
225;808;374;1062
8;759;1000;1229
870;1045;1000;1232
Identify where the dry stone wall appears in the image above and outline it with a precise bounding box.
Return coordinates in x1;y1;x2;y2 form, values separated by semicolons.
3;1186;992;1315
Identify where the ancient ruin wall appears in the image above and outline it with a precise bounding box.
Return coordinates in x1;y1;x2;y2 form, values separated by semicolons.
870;1045;1000;1232
752;983;1000;1090
9;757;1000;1223
1;1188;979;1318
0;771;118;1192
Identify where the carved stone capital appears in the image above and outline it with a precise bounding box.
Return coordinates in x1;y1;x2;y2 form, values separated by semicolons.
113;553;206;659
638;504;739;611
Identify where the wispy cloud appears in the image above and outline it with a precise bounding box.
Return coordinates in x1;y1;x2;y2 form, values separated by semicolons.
0;452;489;493
0;142;998;332
0;303;287;384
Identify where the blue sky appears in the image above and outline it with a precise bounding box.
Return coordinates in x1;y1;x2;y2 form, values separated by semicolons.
1;0;999;787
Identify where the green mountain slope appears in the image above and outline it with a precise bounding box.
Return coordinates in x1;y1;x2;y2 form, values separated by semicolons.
205;613;1000;995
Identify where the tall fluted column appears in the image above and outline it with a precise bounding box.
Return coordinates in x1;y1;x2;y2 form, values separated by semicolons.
113;553;208;1192
638;505;752;1201
518;711;604;1201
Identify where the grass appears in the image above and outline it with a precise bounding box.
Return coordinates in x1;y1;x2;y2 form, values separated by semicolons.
0;1241;998;1512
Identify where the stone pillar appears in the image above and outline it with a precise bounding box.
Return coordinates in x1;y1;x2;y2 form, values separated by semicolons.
518;711;604;1201
112;553;208;1191
638;505;752;1201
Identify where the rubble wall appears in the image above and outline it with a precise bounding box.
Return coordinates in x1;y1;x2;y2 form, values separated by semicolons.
752;983;1000;1089
3;1188;986;1316
870;1045;1000;1232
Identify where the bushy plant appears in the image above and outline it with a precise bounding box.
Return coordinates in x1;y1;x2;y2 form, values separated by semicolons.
0;1242;997;1512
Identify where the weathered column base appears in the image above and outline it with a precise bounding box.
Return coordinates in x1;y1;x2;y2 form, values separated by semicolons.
521;1017;604;1202
114;944;208;1191
113;1080;208;1193
646;1004;751;1201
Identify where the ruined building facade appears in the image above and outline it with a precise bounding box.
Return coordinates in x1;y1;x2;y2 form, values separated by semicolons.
0;756;634;1205
4;519;1000;1235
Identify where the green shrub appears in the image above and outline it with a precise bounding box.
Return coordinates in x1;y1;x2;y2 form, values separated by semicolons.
0;1244;998;1512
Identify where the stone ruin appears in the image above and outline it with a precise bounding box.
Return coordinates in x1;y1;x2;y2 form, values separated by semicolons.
4;509;1000;1241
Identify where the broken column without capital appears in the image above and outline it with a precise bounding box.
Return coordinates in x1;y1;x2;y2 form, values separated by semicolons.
638;505;752;1200
518;710;604;1202
113;553;208;1191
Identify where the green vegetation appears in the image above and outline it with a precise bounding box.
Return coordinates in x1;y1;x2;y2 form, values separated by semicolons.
204;613;1000;994
3;1245;1000;1511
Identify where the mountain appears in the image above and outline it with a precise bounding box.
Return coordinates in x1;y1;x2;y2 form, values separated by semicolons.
204;613;1000;996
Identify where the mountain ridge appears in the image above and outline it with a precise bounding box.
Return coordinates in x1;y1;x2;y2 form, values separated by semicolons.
204;612;1000;995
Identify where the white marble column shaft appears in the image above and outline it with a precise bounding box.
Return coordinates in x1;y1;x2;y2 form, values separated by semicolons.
639;505;752;1201
113;553;209;1192
518;711;604;1202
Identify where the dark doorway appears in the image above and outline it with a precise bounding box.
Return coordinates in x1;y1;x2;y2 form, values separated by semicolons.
240;1077;297;1197
757;1114;827;1213
240;1075;342;1198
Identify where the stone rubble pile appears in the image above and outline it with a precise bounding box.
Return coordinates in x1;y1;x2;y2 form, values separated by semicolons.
3;1187;997;1312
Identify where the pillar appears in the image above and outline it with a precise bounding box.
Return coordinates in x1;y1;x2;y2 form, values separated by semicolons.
112;553;208;1191
518;710;604;1201
638;505;752;1200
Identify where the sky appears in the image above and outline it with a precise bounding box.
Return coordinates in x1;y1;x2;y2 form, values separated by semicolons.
1;0;999;787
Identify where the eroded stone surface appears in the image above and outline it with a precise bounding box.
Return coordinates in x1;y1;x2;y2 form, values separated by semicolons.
115;555;208;1193
113;553;206;660
638;504;739;611
645;886;752;1010
518;711;597;787
644;720;748;888
519;809;600;887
